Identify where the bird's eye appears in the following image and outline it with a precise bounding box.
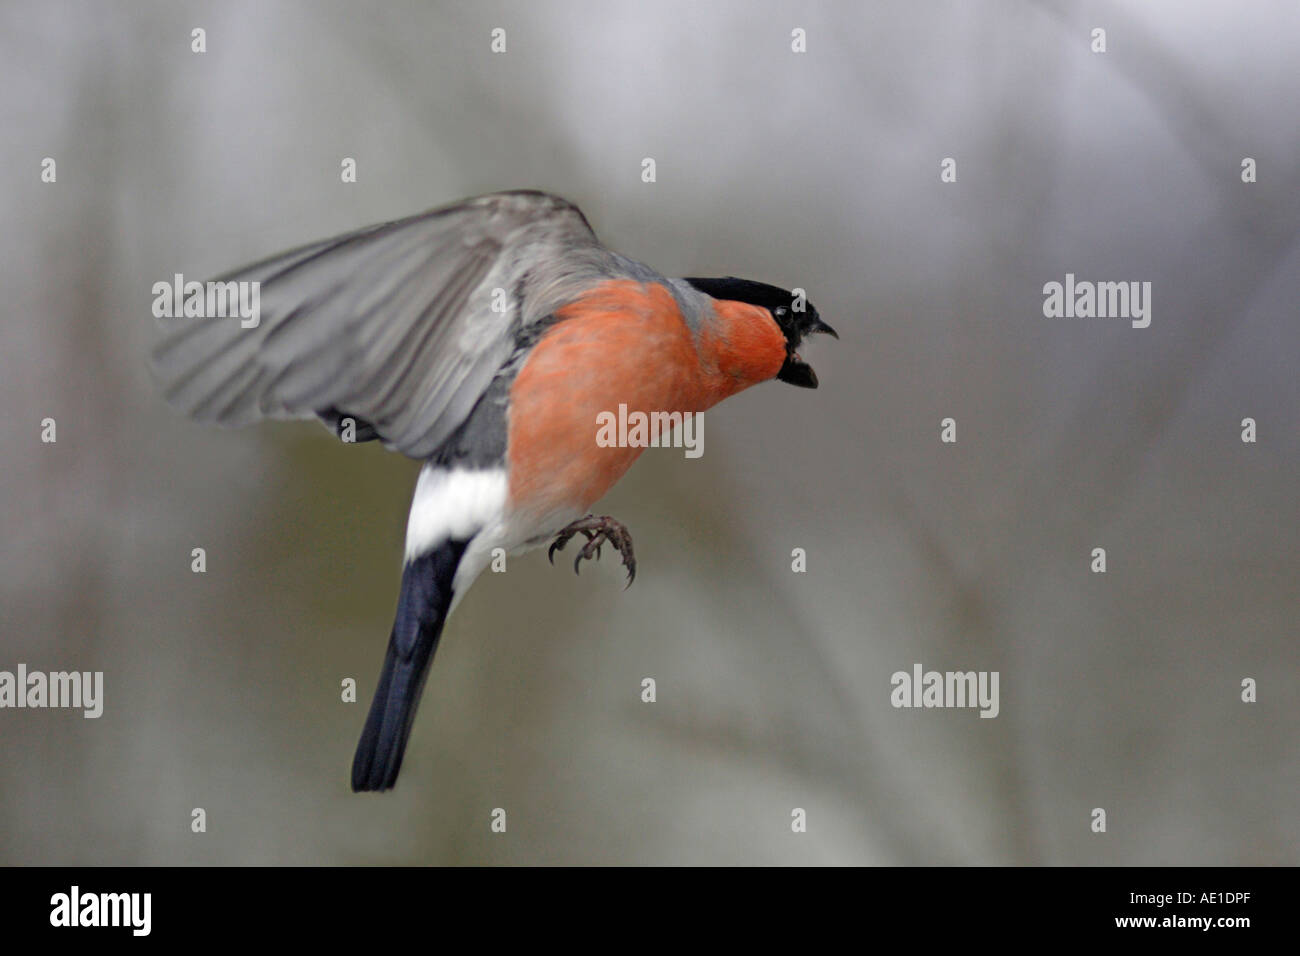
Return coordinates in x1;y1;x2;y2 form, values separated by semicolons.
774;306;789;318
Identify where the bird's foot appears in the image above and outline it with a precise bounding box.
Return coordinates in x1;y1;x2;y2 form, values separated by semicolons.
548;514;636;587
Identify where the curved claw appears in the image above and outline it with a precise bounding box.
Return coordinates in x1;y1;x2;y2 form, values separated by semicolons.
549;514;636;590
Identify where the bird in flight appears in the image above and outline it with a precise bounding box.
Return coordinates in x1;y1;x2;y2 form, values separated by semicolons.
152;190;836;792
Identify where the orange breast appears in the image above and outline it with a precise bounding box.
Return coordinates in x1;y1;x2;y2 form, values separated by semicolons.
505;279;785;523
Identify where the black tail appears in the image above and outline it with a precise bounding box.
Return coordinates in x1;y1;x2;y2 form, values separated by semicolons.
351;539;468;792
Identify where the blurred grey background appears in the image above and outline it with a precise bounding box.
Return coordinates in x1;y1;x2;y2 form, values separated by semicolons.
1;0;1296;864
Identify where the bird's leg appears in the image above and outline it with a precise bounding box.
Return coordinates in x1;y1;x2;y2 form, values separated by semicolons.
548;514;636;587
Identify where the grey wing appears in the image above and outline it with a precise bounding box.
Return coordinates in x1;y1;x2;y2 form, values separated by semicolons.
151;190;607;459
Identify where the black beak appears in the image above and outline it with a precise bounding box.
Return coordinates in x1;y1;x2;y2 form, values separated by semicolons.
809;317;838;339
776;316;837;389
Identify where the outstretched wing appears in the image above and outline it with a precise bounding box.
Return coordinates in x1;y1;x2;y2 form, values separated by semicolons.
151;190;605;459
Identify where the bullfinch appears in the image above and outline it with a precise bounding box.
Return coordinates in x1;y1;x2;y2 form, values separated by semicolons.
152;190;835;791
